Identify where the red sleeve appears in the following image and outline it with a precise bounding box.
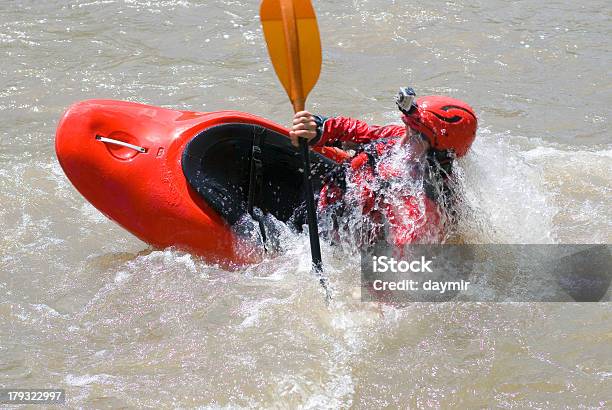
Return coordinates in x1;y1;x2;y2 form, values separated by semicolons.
314;116;406;147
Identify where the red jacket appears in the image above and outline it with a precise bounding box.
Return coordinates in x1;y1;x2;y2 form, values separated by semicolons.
313;116;445;246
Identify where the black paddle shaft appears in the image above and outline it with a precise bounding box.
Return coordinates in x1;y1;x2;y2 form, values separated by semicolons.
299;138;323;272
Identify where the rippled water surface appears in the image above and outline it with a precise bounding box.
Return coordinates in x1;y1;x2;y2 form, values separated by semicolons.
1;0;610;407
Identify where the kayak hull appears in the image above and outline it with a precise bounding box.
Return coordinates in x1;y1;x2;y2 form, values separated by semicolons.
55;100;340;267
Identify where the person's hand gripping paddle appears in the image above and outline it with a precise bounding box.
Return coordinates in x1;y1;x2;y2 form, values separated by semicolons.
260;0;330;300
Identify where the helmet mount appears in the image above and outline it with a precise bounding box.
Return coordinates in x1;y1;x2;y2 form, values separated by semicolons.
395;87;417;115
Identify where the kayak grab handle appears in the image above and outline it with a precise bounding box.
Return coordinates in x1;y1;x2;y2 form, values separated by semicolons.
95;135;147;153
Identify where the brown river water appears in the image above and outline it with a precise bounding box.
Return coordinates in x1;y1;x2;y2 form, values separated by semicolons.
1;0;611;408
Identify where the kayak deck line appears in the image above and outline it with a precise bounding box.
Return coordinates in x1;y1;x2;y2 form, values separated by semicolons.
95;135;147;153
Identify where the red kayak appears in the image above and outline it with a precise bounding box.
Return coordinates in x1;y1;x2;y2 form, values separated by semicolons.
55;100;349;267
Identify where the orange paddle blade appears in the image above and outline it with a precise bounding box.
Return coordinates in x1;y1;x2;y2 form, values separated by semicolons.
260;0;322;111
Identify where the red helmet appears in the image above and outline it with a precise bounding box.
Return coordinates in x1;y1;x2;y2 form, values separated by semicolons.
401;95;478;157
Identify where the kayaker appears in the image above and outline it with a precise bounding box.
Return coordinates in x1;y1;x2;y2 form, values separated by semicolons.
288;87;478;248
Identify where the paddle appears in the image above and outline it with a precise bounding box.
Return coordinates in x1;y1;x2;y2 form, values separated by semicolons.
260;0;329;296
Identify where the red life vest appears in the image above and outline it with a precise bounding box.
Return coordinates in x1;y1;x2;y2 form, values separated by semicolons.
318;137;446;247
